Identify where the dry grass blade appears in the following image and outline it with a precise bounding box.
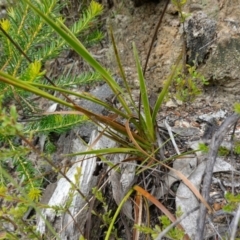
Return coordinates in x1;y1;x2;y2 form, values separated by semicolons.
69;104;149;147
0;232;6;239
170;167;212;213
133;185;176;222
230;204;240;240
133;185;188;238
164;119;180;155
133;193;143;240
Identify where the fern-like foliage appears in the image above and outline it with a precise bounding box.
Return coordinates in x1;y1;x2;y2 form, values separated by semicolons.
0;1;105;238
0;0;105;189
25;114;87;134
0;0;103;105
0;0;105;163
0;0;104;137
0;1;63;75
55;71;102;88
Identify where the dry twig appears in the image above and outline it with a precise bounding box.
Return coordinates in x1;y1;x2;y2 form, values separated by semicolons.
156;206;199;240
230;204;240;240
195;113;240;240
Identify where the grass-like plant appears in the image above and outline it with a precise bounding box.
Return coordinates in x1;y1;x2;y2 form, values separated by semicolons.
0;0;213;239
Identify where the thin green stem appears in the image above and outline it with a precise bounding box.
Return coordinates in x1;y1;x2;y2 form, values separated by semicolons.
104;188;134;240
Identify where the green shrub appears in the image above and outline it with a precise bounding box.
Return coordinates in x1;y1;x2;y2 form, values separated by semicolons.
0;0;104;238
173;64;208;102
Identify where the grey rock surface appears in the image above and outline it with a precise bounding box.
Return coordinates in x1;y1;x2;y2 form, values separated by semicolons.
78;83;114;115
37;129;118;240
202;37;240;92
184;11;217;64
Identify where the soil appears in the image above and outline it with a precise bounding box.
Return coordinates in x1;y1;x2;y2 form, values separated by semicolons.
63;0;240;126
49;0;240;116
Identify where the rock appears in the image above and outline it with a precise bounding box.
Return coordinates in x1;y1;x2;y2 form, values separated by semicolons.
201;37;240;93
103;0;240;94
195;0;240;93
77;83;115;115
184;11;217;65
176;157;236;239
72;80;121;143
37;129;118;240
